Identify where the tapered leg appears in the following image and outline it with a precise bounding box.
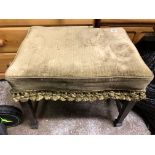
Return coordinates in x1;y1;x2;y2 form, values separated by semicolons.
115;100;122;114
20;100;38;129
32;101;39;115
114;100;136;127
35;99;47;118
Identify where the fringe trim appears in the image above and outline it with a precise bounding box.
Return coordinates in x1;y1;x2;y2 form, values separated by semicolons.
10;90;146;102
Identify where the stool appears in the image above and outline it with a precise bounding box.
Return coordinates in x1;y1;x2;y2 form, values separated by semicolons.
5;26;153;129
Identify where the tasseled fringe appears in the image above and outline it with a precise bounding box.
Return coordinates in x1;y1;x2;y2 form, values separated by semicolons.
11;90;146;102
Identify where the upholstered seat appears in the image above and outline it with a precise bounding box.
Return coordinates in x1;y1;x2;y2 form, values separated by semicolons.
5;26;154;128
6;26;153;93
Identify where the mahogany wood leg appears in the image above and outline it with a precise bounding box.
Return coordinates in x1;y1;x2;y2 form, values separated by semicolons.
20;100;38;129
32;101;39;115
114;100;136;127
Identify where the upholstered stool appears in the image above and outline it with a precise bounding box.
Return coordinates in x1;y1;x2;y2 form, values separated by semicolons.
5;26;153;129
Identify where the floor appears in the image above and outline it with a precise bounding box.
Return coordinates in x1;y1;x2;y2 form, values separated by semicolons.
0;81;150;135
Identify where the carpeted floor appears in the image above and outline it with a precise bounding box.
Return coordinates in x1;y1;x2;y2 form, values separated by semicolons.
0;81;150;135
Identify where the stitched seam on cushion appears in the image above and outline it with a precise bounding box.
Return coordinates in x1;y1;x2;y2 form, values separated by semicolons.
5;76;153;79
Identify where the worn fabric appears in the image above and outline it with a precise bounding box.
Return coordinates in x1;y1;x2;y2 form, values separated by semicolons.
5;26;153;92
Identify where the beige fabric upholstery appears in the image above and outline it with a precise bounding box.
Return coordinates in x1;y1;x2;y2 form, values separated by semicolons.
5;26;153;92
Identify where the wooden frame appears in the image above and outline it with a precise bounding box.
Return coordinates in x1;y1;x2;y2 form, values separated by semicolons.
20;101;38;129
20;99;136;129
114;100;136;127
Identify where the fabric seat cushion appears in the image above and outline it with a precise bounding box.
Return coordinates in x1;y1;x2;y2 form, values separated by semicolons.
5;26;153;92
